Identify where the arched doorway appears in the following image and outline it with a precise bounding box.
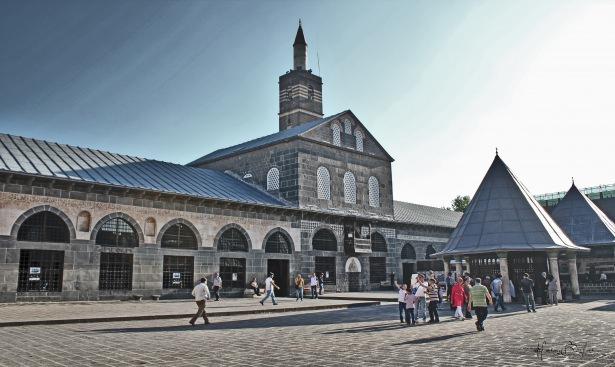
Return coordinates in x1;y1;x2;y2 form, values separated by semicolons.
401;243;417;285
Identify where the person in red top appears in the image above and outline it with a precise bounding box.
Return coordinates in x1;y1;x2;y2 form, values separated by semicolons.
450;276;467;321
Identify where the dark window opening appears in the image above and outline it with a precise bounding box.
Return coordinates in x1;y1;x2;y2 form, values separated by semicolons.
161;223;198;250
96;218;139;247
18;250;64;292
417;260;444;272
163;256;194;289
425;245;437;259
369;257;387;283
217;228;249;252
315;256;336;285
312;229;337;252
219;257;246;289
99;252;133;290
371;233;387;253
17;211;70;243
401;243;416;260
265;232;292;254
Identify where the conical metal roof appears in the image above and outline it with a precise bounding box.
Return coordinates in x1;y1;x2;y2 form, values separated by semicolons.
434;154;588;256
293;22;307;46
550;183;615;246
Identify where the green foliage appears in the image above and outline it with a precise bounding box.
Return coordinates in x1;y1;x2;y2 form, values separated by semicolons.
451;195;471;213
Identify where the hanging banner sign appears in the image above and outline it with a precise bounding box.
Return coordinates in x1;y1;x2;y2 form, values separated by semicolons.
232;273;238;281
29;267;41;274
325;271;330;279
29;267;41;281
172;272;181;279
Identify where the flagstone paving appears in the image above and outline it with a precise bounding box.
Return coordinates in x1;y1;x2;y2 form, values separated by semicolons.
0;300;614;366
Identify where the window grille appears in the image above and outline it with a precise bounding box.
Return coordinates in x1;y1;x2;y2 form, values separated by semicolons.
332;124;341;146
315;256;336;285
425;244;437;259
369;257;387;283
219;257;246;289
344;119;352;134
163;256;194;289
343;171;356;204
99;252;133;290
355;130;364;152
265;231;292;254
368;176;379;207
96;218;139;247
371;232;387;252
217;228;249;252
266;167;280;191
317;166;330;200
312;229;337;251
17;250;64;292
17;211;70;243
161;223;198;250
401;243;416;260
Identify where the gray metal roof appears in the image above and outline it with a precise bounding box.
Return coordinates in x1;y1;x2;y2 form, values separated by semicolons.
550;183;615;246
434;154;588;257
0;133;288;207
188;111;348;166
393;201;462;228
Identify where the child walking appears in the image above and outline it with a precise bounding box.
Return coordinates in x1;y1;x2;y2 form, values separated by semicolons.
427;279;440;323
404;288;417;326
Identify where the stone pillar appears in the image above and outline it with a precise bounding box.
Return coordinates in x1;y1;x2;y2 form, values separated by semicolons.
497;252;511;303
547;251;562;301
443;257;450;276
454;256;462;277
463;256;471;274
567;251;580;299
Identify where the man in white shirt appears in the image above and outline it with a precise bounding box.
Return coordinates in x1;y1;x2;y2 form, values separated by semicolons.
413;274;429;323
212;272;222;301
189;278;211;326
259;273;279;306
310;273;319;299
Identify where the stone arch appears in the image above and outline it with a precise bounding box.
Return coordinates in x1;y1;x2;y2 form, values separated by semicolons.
370;231;387;253
156;218;202;248
213;223;252;252
401;243;417;260
76;211;91;232
425;244;437;259
11;205;76;241
263;227;294;254
345;257;362;273
90;212;144;244
311;226;340;252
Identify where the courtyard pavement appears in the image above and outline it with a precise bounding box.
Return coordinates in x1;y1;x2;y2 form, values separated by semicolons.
0;299;614;366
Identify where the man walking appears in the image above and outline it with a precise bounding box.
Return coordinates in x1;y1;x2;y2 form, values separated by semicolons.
520;273;536;313
414;274;429;323
189;278;210;326
260;272;279;306
310;272;319;299
468;277;492;331
212;272;222;301
491;273;506;312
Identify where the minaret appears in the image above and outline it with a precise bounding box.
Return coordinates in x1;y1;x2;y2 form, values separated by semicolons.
278;21;323;131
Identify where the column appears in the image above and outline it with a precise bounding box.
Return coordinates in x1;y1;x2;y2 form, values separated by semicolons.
463;256;471;275
497;252;511;303
454;256;462;276
443;257;450;276
567;251;580;299
547;250;562;301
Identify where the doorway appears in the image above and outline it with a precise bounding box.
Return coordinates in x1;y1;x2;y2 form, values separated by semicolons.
267;259;289;297
402;263;415;286
348;273;361;292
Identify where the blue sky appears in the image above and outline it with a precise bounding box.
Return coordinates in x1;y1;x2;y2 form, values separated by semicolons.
1;0;614;207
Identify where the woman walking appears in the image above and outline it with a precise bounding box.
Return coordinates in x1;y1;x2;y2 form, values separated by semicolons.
450;277;467;321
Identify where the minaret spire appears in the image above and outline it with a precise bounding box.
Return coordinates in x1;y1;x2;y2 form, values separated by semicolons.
293;20;307;70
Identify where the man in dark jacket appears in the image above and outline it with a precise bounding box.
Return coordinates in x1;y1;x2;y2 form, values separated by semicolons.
520;273;536;313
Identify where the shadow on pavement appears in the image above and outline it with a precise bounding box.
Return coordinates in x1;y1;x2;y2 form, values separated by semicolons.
393;331;476;345
588;301;615;312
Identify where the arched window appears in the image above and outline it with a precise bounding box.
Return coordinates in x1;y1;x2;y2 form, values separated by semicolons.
17;211;70;243
96;218;139;247
308;85;314;100
368;176;380;207
266;167;280;191
371;232;387;252
217;228;249;252
355;130;364;152
344;119;352;134
425;244;437;259
401;243;416;260
317;166;331;200
343;171;356;204
161;223;198;250
312;229;337;251
332;124;341;146
265;231;292;254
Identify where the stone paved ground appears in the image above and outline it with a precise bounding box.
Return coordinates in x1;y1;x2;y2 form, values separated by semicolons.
0;300;614;366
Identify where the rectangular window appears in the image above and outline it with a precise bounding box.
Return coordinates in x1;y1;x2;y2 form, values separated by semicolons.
99;252;133;290
163;256;194;289
369;257;387;283
315;256;336;285
18;250;64;292
219;257;246;289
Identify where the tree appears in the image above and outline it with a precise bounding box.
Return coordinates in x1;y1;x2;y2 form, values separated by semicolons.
451;195;471;213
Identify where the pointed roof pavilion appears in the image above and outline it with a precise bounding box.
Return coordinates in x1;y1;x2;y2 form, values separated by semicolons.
434;154;588;257
550;183;615;246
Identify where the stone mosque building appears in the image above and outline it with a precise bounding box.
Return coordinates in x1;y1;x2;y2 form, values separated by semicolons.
0;23;462;302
